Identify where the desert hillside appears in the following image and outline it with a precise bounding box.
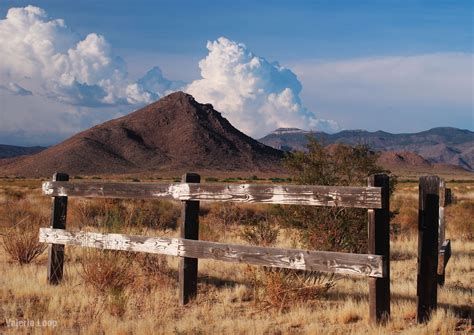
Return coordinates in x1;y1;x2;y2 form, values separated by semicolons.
0;92;284;177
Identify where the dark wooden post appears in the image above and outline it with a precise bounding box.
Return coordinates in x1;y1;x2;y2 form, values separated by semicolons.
179;173;200;305
417;176;440;323
368;174;390;324
47;172;69;285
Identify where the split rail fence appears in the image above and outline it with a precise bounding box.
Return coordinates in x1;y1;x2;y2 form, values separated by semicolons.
40;172;390;324
39;173;452;324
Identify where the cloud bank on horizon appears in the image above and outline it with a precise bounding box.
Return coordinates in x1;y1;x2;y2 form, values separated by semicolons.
0;5;337;144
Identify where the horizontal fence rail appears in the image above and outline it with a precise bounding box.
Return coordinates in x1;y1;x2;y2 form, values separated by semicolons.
39;228;386;278
42;181;382;208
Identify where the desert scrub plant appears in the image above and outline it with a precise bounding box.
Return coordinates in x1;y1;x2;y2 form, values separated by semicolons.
80;249;135;293
133;254;174;291
240;213;279;247
251;268;338;309
239;209;338;309
280;138;396;253
1;215;47;264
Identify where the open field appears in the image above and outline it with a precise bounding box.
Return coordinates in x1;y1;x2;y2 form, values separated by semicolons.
0;177;472;334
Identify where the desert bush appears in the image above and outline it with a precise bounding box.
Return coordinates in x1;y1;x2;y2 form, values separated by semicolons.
1;215;47;265
280;138;394;253
133;254;173;290
80;249;135;293
239;208;338;309
137;254;170;277
240;213;279;247
0;199;48;264
251;268;338;308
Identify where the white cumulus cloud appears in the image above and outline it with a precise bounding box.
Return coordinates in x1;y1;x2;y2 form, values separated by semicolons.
0;5;177;107
185;37;339;137
0;6;337;144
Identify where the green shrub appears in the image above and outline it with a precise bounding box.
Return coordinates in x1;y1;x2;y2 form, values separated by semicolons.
280;138;395;253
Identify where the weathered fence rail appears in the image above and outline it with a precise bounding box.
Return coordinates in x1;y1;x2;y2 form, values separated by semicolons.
42;180;382;208
40;172;390;323
39;228;385;277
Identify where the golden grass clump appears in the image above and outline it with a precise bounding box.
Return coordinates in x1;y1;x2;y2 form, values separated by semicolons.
79;249;135;293
252;268;338;309
0;199;48;265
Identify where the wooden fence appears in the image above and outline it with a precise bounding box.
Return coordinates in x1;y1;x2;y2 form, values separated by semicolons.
40;172;391;324
416;176;452;323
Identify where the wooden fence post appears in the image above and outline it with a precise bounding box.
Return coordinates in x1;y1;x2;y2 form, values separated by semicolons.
47;172;69;285
368;174;390;324
179;173;200;305
417;176;440;323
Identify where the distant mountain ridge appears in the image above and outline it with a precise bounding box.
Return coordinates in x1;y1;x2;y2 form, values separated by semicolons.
259;127;474;171
0;144;47;159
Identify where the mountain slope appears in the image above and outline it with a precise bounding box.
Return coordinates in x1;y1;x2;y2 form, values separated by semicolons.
260;127;474;171
0;92;284;177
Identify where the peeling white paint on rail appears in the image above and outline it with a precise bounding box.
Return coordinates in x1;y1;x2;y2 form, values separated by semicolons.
42;182;54;195
151;183;191;199
41;181;383;208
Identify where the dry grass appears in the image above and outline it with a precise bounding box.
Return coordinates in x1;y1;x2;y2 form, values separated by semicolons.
0;197;48;265
0;178;472;334
1;217;47;265
79;249;135;293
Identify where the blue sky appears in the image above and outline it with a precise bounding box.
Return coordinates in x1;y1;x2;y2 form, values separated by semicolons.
0;1;472;145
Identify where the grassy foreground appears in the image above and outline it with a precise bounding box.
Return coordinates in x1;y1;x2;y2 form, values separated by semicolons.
0;179;472;334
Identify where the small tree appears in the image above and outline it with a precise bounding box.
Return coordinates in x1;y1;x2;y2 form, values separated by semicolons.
279;137;393;253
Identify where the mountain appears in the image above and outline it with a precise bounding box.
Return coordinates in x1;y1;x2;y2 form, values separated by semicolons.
0;144;47;159
0;92;284;177
260;127;474;171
